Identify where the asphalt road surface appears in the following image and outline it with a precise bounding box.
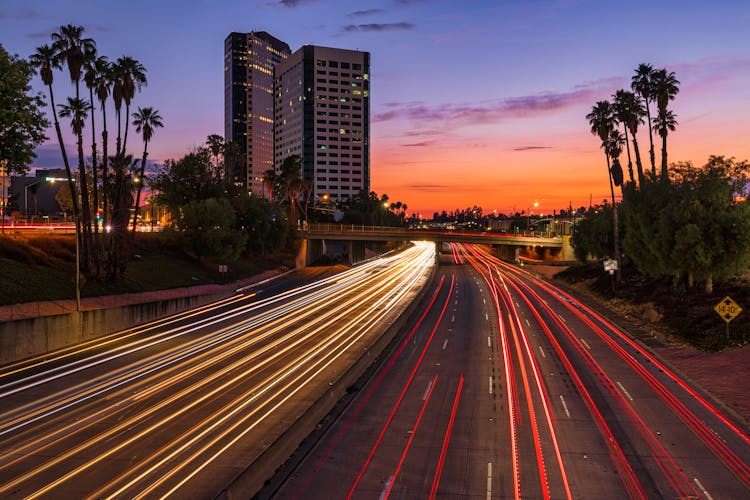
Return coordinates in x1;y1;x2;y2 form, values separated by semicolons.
274;244;750;499
0;242;435;498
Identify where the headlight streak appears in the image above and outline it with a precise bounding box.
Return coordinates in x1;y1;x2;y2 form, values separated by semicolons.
0;247;425;436
0;252;396;394
0;294;250;382
1;242;436;498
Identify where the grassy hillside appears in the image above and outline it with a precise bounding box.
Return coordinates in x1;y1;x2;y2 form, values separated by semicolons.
0;233;290;305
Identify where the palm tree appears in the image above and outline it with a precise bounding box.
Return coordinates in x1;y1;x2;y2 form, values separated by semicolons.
131;107;164;233
115;56;147;155
651;69;680;179
653;109;678;178
631;63;656;174
606;129;626;193
83;47;106;237
586;100;621;281
621;91;646;186
612;90;636;185
94;57;113;224
279;155;303;226
29;45;80;228
262;169;278;201
51;24;95;99
53;25;96;264
59;97;92;268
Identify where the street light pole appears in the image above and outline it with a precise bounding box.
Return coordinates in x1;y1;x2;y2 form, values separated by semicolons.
24;178;43;220
0;160;7;234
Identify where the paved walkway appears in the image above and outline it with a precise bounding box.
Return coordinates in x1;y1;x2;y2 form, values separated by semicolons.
0;268;286;322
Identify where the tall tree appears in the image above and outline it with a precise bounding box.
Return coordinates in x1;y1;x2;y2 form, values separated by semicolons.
131;106;163;232
586;100;621;281
0;45;49;174
651;68;680;179
83;48;107;237
631;63;656;174
653;109;678;177
93;57;112;223
278;154;303;227
53;25;96;264
606;129;626;193
612;90;638;185
115;56;147;154
58;96;92;267
29;44;80;228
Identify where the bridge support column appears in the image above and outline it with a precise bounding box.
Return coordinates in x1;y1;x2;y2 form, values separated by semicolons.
296;238;326;268
347;240;366;265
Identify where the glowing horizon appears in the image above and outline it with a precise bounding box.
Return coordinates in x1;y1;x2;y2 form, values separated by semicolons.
3;0;749;216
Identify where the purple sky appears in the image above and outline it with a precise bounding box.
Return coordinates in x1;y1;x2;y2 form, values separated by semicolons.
3;0;750;214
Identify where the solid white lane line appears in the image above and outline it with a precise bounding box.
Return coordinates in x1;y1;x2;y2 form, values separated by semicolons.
486;462;492;500
487;336;491;348
559;395;571;417
489;376;493;395
423;379;434;401
538;346;546;358
616;381;634;401
693;478;714;500
580;338;591;350
443;339;448;350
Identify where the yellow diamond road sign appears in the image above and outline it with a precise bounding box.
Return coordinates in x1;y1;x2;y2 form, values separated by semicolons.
714;296;742;323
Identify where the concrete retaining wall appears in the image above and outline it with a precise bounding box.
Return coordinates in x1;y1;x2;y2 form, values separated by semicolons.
0;290;232;365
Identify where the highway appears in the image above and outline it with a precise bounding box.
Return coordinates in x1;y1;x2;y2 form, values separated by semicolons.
0;242;435;498
274;244;750;499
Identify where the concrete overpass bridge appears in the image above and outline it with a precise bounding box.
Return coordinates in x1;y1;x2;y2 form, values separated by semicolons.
296;224;575;266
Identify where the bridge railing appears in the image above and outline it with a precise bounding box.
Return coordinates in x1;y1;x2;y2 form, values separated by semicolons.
303;223;409;233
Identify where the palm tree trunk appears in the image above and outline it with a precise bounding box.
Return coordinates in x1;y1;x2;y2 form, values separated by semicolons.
623;127;635;185
645;101;656;175
123;102;130;154
606;152;622;283
661;134;668;181
132;144;148;233
116;108;122;157
77;129;92;273
48;84;81;241
89;88;99;238
631;131;645;187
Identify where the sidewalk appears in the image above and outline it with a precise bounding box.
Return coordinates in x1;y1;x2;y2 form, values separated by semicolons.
0;268;286;323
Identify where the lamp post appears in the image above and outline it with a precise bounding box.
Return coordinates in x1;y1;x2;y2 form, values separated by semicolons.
381;201;389;227
0;160;7;234
24;179;43;219
527;201;539;233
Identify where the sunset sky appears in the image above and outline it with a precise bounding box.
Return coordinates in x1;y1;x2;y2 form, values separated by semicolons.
3;0;750;216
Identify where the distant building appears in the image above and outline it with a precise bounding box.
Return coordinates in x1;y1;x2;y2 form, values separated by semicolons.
9;175;64;217
274;45;370;203
224;31;291;195
224;33;370;204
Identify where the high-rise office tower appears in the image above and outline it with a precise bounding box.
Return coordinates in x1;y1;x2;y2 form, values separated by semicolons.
224;31;290;194
274;45;370;203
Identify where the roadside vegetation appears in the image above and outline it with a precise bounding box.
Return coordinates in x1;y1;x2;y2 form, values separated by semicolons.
571;63;750;350
0;233;291;305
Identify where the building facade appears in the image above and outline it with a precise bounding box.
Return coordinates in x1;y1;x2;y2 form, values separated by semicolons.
224;31;290;195
274;45;370;203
